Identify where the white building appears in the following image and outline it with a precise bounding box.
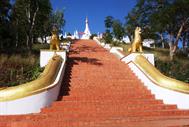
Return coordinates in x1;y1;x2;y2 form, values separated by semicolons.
81;17;91;39
143;39;155;48
122;36;131;44
73;30;79;39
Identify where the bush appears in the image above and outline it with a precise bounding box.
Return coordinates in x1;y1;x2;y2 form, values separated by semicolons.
0;54;44;87
155;57;189;83
32;43;49;54
90;34;97;39
103;32;113;44
112;41;120;46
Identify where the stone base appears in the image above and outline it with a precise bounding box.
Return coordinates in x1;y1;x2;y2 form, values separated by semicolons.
122;53;154;65
109;47;124;59
110;47;123;53
104;44;111;50
40;50;66;67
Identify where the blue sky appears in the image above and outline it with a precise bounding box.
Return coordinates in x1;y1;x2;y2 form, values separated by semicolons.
50;0;136;34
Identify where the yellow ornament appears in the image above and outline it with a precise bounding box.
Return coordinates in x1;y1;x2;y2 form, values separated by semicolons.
128;27;143;53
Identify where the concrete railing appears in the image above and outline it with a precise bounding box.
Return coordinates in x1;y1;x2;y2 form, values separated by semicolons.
94;39;189;109
93;37;101;45
0;49;68;115
128;55;189;109
109;47;124;59
93;37;111;50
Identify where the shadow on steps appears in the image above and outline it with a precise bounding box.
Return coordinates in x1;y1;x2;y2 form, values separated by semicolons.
57;57;73;100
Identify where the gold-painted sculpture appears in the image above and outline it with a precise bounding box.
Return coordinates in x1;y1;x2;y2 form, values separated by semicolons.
0;55;63;101
50;28;60;51
128;27;143;53
134;55;189;93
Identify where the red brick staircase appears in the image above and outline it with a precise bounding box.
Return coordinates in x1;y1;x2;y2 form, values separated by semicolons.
1;40;189;127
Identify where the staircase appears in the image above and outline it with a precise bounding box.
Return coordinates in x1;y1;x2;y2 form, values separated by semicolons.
1;40;189;127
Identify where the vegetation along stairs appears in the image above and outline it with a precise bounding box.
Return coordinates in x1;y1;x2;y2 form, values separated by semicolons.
1;40;189;127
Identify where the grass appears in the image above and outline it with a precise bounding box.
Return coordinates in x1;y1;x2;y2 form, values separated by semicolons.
0;54;44;87
32;43;49;54
0;43;48;87
0;39;69;87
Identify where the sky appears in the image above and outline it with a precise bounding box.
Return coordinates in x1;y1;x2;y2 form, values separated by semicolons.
50;0;136;34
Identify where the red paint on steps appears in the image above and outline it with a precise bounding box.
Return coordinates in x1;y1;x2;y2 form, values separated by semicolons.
1;39;189;127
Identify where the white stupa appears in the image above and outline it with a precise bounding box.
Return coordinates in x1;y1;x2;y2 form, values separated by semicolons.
75;30;79;39
73;30;79;39
81;17;91;39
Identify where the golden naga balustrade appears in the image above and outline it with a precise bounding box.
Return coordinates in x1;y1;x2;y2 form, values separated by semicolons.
0;55;63;102
133;55;189;93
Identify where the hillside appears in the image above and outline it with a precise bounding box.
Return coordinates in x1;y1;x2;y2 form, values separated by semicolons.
119;43;189;83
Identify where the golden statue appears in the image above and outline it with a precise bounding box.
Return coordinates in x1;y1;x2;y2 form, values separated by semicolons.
50;28;60;51
128;27;143;53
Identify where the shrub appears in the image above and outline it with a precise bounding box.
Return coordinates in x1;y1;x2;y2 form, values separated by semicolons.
155;57;189;83
90;34;97;39
102;32;113;44
0;54;43;87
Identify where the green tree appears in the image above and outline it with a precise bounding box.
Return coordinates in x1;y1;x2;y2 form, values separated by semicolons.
125;0;189;60
50;10;65;34
104;16;125;42
112;20;125;40
34;0;52;43
104;16;114;31
125;7;141;42
12;0;52;50
104;16;114;43
103;30;113;44
0;0;12;51
167;0;189;59
0;0;11;22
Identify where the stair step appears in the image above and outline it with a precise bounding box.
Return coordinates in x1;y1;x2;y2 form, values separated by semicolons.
42;104;177;113
54;99;163;106
6;116;189;127
60;95;156;101
1;40;189;127
39;110;189;119
2;115;189;127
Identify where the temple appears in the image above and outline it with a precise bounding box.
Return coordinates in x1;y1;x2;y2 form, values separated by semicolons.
1;22;189;126
81;17;91;39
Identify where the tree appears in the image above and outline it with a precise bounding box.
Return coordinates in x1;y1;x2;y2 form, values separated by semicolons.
50;10;65;34
12;0;52;50
0;0;11;22
104;16;125;42
124;7;141;42
103;16;114;43
34;0;52;43
150;0;189;60
112;20;125;40
125;0;189;60
103;30;113;44
167;0;189;59
0;0;12;51
104;16;114;31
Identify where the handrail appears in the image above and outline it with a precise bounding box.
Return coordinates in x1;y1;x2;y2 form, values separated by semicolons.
0;55;63;102
133;55;189;93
